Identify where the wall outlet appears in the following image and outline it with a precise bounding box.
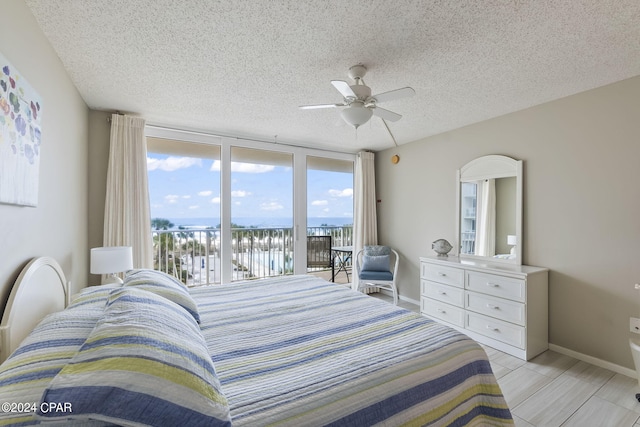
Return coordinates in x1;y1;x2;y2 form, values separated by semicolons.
631;317;640;334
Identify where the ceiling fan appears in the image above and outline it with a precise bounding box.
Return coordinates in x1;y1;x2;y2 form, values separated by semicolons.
300;64;415;131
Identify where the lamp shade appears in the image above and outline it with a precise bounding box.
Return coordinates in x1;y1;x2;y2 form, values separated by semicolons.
507;235;517;246
90;246;133;274
340;103;373;129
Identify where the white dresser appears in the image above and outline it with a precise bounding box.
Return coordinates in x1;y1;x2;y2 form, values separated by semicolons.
420;256;548;360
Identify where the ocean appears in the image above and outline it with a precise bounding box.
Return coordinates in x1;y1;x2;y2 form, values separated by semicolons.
164;217;353;229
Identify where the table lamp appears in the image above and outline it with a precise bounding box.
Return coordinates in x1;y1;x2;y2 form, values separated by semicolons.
90;246;133;284
507;235;517;256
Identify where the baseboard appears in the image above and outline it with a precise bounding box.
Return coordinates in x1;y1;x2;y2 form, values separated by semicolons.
343;282;420;307
377;288;420;307
399;294;420;306
549;343;636;379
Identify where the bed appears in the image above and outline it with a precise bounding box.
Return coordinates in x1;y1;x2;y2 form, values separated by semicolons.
0;257;513;426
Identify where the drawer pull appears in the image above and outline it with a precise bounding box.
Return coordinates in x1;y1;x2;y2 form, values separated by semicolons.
438;290;447;295
486;325;500;332
437;308;446;313
438;272;447;277
486;282;500;288
486;304;500;310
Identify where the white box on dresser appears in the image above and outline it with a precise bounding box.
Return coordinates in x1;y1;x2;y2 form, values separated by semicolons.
420;255;548;360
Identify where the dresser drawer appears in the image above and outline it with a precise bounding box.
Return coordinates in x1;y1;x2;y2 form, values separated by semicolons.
466;271;525;302
421;280;464;307
466;292;525;326
466;312;525;348
421;298;465;327
421;263;464;288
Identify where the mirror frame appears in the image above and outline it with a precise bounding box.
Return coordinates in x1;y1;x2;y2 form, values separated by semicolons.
455;155;523;265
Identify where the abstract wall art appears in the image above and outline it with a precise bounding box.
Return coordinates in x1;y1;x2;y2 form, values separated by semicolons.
0;51;42;207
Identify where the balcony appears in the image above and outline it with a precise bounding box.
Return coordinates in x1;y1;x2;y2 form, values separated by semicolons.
152;225;353;286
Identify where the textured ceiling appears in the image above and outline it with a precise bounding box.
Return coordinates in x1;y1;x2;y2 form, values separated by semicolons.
25;0;640;153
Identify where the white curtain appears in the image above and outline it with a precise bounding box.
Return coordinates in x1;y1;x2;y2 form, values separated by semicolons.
103;114;153;269
352;151;378;292
476;179;496;257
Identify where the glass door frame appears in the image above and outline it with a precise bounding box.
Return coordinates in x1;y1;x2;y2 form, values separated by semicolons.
146;125;355;283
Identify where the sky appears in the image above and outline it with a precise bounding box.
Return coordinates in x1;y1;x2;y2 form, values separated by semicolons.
147;152;354;224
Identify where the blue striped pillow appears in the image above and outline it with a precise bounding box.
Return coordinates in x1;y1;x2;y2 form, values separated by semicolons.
37;287;231;427
68;283;120;309
124;269;201;323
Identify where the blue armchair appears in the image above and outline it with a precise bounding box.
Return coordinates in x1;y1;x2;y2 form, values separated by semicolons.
355;245;399;305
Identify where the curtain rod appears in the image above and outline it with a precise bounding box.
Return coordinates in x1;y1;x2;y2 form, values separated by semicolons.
105;111;124;123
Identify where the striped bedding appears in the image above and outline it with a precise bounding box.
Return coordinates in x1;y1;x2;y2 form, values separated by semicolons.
0;300;104;426
193;275;513;426
38;287;230;426
0;273;513;426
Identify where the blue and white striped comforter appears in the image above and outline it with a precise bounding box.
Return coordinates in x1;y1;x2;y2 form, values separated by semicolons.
192;275;513;426
0;274;513;426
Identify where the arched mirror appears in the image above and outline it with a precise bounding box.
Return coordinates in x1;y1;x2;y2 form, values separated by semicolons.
455;155;523;265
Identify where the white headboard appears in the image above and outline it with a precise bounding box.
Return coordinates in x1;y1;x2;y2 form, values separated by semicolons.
0;257;69;363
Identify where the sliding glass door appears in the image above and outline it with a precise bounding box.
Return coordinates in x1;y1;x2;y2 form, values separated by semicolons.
229;147;293;280
147;137;221;285
306;156;354;281
145;126;355;285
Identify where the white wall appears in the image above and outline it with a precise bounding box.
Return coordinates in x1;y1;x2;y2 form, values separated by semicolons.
376;75;640;369
0;0;89;303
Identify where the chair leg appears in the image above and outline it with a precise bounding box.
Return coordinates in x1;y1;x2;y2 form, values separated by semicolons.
392;286;398;305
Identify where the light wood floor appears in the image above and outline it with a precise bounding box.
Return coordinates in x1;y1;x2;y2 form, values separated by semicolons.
366;292;640;427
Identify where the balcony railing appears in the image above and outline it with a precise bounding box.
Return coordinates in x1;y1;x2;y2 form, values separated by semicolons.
152;226;353;286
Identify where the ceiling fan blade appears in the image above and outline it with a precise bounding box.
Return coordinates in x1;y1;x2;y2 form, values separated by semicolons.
381;119;399;147
331;80;356;99
372;106;402;122
372;87;415;104
299;103;342;110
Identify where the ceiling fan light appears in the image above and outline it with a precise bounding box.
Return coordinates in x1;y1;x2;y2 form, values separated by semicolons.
340;104;373;129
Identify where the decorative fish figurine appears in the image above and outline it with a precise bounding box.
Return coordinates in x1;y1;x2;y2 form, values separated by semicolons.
432;239;453;256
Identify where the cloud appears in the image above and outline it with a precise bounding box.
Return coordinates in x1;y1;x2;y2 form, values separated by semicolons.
164;194;180;204
211;197;220;204
312;200;328;206
188;205;199;210
328;188;353;198
162;194;191;204
148;156;201;171
231;190;251;197
210;160;275;173
235;163;275;173
260;201;284;211
198;190;213;196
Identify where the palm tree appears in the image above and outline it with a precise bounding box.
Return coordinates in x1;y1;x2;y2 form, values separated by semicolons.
152;232;178;279
151;218;174;230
